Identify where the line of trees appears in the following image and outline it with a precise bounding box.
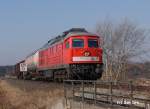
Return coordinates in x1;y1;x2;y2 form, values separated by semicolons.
96;19;150;81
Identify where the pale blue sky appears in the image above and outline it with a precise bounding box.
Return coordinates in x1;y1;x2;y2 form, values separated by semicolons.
0;0;150;65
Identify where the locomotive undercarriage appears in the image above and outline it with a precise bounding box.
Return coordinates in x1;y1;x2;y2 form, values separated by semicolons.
37;63;103;81
37;64;103;80
68;64;103;80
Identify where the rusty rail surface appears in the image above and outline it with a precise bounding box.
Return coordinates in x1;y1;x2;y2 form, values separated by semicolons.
64;80;150;109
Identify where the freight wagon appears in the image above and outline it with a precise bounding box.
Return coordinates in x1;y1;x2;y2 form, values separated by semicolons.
15;60;27;79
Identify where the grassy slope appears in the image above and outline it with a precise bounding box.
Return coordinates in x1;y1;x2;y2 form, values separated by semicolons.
0;79;63;109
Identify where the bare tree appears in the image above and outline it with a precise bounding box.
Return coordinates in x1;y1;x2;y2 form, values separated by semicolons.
96;19;149;81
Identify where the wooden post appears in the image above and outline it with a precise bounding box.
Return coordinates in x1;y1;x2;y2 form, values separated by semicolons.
144;102;147;109
122;98;124;105
72;81;74;98
129;81;133;106
63;81;67;107
82;81;84;109
94;81;97;104
110;82;113;105
107;95;109;103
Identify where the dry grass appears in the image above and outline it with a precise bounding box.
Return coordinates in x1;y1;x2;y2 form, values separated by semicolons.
0;79;64;109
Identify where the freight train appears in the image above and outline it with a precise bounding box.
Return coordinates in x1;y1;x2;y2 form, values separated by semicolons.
15;28;103;80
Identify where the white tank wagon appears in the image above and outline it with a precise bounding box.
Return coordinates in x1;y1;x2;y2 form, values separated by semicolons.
25;51;39;71
24;51;39;79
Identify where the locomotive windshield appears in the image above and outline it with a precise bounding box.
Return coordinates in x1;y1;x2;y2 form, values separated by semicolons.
88;39;98;48
72;39;84;47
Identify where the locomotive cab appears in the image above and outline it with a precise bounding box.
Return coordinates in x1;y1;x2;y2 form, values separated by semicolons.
64;34;103;80
71;36;102;63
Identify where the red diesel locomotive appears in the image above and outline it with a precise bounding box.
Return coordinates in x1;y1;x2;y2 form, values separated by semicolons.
16;28;103;80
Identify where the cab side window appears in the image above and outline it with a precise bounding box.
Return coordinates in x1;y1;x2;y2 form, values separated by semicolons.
65;41;69;48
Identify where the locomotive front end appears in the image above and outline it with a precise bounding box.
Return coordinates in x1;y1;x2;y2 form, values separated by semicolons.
65;33;103;80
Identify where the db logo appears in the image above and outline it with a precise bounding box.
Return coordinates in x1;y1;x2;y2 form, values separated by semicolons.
84;51;90;56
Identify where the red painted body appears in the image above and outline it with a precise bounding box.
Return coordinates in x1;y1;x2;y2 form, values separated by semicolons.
38;35;102;70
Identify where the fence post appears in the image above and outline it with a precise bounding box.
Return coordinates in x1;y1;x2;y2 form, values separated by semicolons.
129;81;133;106
72;81;74;98
145;102;147;109
122;98;124;105
63;81;67;108
94;81;97;104
110;81;113;105
82;80;84;109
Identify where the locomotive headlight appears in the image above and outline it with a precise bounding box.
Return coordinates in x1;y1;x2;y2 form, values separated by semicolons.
84;51;90;56
97;64;100;67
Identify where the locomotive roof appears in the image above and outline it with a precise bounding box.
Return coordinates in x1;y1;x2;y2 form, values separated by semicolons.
46;28;89;45
65;32;97;39
26;28;98;58
40;28;97;49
